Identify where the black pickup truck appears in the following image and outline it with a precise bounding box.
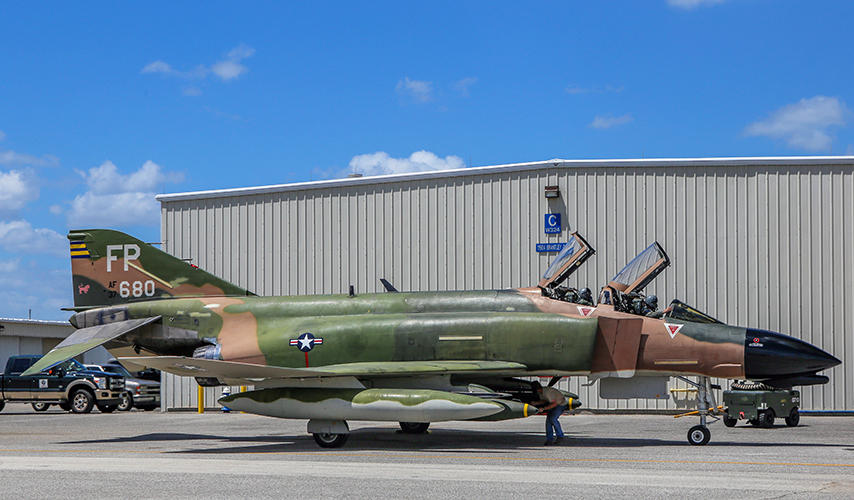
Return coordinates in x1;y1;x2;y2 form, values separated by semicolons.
0;355;125;413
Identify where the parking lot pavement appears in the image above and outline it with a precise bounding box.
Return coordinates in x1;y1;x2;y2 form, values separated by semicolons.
0;408;852;499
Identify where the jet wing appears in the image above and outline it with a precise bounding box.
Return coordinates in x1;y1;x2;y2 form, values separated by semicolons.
314;360;528;376
22;316;161;376
119;356;333;378
119;356;527;381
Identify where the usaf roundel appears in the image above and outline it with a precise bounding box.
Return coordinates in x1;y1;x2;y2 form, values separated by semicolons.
290;333;323;352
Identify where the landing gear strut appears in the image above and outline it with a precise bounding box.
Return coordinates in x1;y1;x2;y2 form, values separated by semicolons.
678;376;719;446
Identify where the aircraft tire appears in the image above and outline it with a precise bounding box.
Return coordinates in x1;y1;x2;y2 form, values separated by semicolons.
313;432;349;448
759;408;775;428
118;392;133;411
399;422;430;434
785;408;800;427
70;389;94;414
687;425;710;446
722;414;737;427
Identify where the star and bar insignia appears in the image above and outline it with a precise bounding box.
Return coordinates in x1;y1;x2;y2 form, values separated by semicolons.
290;332;323;352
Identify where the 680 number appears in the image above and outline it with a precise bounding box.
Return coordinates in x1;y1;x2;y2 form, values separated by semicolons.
119;280;156;298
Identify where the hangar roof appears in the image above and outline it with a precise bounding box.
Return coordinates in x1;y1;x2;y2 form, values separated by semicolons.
0;318;74;339
156;156;854;203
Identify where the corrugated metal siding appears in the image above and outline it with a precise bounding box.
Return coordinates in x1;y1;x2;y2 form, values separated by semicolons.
161;159;854;411
161;373;244;411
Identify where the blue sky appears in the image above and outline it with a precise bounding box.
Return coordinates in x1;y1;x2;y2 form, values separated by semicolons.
1;1;852;320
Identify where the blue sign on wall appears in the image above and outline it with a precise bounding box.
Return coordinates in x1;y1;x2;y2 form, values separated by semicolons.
544;213;561;234
536;243;567;253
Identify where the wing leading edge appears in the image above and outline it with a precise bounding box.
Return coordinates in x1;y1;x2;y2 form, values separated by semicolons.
119;356;528;382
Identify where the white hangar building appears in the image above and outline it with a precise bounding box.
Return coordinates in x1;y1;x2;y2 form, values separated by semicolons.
0;318;111;370
156;157;853;412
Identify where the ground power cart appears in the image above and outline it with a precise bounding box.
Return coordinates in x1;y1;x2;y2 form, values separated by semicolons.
722;382;800;428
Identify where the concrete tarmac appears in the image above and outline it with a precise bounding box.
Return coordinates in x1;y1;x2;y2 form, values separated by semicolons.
0;406;851;499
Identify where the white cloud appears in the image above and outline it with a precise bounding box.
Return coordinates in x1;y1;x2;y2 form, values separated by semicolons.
396;78;434;103
589;114;634;129
141;61;208;80
141;60;174;74
67;160;184;227
68;192;163;227
142;44;254;86
744;96;850;152
0;221;66;257
0;150;60;168
211;44;255;81
455;77;478;97
0;257;71;320
82;160;180;195
0;258;18;274
347;151;466;177
0;169;40;214
667;0;728;9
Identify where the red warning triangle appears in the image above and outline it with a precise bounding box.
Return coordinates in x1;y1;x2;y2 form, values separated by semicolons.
576;306;596;317
664;323;683;339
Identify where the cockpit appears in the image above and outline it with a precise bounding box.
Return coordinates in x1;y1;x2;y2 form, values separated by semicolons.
540;234;724;324
538;232;596;304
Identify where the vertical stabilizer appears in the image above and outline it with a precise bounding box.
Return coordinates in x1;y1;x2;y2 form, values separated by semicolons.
69;229;254;309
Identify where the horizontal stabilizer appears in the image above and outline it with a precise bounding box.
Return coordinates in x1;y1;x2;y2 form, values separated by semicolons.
22;316;161;376
118;357;528;381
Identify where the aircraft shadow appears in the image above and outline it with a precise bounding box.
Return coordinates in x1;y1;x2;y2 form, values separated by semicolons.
62;427;844;455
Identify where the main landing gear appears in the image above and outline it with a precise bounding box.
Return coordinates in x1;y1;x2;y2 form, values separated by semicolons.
308;419;350;448
677;376;720;446
399;422;430;434
307;420;435;448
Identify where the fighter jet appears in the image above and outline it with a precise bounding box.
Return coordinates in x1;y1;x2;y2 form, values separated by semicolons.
25;229;840;447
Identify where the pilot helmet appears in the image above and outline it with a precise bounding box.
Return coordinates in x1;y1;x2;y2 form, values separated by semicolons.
645;295;658;309
579;287;592;300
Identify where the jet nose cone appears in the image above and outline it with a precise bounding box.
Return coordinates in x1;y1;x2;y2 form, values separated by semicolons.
744;329;841;383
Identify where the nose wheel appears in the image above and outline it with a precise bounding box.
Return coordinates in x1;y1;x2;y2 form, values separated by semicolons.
676;376;720;446
688;425;711;446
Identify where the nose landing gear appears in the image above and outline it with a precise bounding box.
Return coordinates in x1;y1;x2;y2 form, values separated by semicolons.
675;376;720;446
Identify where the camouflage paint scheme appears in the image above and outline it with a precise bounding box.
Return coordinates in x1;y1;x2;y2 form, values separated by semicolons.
55;230;745;381
23;229;839;447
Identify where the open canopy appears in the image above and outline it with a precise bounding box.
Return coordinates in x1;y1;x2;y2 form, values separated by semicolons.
538;232;595;289
607;242;670;294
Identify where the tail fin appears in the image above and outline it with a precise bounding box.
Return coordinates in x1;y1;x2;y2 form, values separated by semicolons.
68;229;254;310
